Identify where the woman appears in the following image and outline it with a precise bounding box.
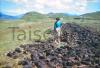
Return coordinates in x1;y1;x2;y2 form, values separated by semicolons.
54;17;62;45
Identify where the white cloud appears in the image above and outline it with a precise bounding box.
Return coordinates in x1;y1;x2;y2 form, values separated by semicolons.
11;0;28;3
86;0;100;2
5;8;28;15
6;0;99;15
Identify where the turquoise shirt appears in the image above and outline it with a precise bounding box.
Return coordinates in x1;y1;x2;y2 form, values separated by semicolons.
54;20;62;30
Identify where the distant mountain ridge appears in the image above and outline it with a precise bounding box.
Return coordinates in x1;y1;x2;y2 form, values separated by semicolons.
0;11;100;20
0;12;20;20
21;12;78;21
47;12;78;18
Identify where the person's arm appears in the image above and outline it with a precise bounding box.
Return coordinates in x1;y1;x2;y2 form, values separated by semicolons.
54;22;56;31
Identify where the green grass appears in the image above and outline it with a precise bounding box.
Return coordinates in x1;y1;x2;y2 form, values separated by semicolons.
0;19;53;50
62;17;100;32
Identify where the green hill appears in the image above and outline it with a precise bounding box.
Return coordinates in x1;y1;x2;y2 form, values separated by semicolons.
81;11;100;20
22;12;49;21
21;11;100;21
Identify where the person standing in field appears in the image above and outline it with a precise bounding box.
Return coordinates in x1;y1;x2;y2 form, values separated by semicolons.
54;17;62;45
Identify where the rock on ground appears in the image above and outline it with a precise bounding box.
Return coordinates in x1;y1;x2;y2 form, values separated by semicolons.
6;23;100;68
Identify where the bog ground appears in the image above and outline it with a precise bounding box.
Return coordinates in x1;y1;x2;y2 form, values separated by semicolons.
0;16;100;67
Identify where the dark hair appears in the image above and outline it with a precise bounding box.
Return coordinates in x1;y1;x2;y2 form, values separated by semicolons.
56;17;60;20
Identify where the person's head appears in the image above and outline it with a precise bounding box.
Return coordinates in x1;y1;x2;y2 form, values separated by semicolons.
56;17;60;21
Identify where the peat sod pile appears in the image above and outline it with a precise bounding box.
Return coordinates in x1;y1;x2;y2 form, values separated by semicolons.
6;23;100;68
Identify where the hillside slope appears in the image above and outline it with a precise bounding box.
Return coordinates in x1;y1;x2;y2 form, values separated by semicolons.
22;12;49;21
81;11;100;19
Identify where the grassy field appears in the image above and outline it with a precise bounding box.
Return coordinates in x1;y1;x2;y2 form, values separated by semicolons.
0;18;100;67
0;19;54;67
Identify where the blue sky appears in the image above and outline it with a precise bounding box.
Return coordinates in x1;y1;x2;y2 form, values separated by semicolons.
0;0;100;16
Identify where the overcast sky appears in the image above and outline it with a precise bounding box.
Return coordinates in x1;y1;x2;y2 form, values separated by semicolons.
0;0;100;16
